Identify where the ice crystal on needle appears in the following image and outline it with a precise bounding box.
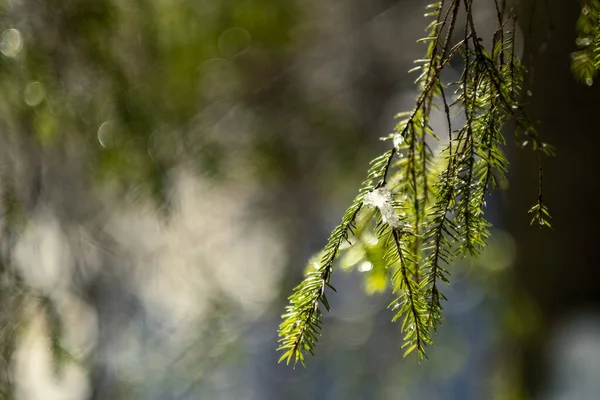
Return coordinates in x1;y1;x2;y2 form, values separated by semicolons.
364;188;401;228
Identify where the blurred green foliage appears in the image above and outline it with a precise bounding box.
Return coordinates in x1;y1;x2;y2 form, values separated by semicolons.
0;0;383;395
572;0;600;85
0;0;359;209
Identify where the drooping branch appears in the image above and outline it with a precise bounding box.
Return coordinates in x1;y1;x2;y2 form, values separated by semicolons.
277;151;395;366
279;0;556;366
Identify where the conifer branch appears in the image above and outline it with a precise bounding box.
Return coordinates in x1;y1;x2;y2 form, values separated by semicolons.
422;153;457;329
279;0;555;366
389;227;431;360
278;151;395;366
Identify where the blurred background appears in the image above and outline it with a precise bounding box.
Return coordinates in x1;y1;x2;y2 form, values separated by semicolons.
0;0;599;399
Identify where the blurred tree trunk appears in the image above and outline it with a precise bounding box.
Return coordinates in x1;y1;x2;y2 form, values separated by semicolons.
509;0;600;395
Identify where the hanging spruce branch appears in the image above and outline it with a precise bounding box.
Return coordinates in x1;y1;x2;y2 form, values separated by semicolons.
277;150;394;367
278;0;556;366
